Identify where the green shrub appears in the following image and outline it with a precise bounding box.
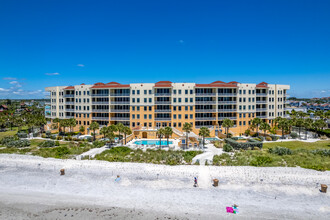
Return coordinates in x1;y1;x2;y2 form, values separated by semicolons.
270;135;279;141
290;132;298;139
54;146;70;158
17;132;28;138
55;141;60;146
259;136;265;142
225;138;263;150
5;139;30;148
38;140;55;148
268;147;292;156
56;136;62;140
223;144;233;152
1;136;19;145
265;136;272;141
183;151;202;163
93;140;106;148
311;149;330;157
250;156;273;166
45;131;51;138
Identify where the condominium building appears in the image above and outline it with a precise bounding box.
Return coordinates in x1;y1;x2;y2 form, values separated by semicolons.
45;81;289;137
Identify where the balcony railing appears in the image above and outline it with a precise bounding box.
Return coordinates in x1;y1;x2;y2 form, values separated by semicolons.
218;93;237;96
256;93;267;96
65;109;75;112
256;115;267;119
195;101;216;104
110;117;130;121
218;101;237;104
63;94;74;98
65;116;75;119
195;125;214;128
155;101;171;104
195;109;216;112
195;117;217;121
155;118;171;121
195;93;216;96
155;93;171;96
91;94;109;97
111;101;130;104
155;109;171;112
92;117;109;120
92;109;109;112
218;116;237;120
110;109;130;112
65;102;75;105
92;101;109;105
256;108;267;111
110;93;130;96
256;101;267;104
218;109;237;112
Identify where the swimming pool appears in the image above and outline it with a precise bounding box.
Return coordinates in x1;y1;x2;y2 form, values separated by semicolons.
134;140;173;145
205;137;220;141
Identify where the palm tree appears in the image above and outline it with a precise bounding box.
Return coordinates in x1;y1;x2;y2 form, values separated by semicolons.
123;126;132;145
164;127;173;146
198;127;210;149
100;126;109;139
303;118;313;140
295;118;304;139
278;118;289;139
79;126;85;134
250;118;262;137
259;122;271;139
89;121;99;141
222;119;234;138
273;116;282;134
156;128;165;148
53;118;60;133
182;122;192;149
106;130;116;146
116;123;125;145
69;118;77;133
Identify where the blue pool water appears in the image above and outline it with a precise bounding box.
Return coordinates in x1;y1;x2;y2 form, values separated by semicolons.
134;140;173;145
205;137;220;141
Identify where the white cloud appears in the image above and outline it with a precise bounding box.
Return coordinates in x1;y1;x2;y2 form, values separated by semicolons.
9;81;18;84
3;77;17;80
45;72;60;76
77;64;85;67
0;88;10;92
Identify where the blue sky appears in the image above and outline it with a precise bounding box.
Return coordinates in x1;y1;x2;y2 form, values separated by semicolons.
0;0;329;99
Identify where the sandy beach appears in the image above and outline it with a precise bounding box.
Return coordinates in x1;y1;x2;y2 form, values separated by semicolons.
0;154;329;219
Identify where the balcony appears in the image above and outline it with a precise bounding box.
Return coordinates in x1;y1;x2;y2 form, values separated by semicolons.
256;115;267;119
92;101;109;105
110;117;130;121
155;109;171;112
195;109;216;112
218;109;237;112
155;101;171;105
195;93;216;96
110;109;130;112
256;93;267;96
256;101;267;104
155;118;171;121
65;109;75;112
65;116;75;119
92;117;109;121
111;101;130;105
218;101;237;104
91;94;109;97
65;102;75;105
195;117;217;121
218;116;237;120
218;93;237;97
256;108;267;111
110;93;130;96
195;125;214;128
195;101;216;104
92;109;109;113
155;93;171;97
63;94;74;98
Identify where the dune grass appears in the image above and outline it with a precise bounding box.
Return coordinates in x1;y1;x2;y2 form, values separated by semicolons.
263;140;330;150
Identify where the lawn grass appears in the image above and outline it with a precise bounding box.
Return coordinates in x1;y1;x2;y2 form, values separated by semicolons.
213;140;330;171
0;126;29;139
263;140;330;150
94;147;202;165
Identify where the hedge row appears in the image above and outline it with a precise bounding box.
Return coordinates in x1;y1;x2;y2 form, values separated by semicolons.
225;138;263;150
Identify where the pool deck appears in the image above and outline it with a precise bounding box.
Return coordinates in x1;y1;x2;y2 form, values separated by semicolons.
127;138;183;151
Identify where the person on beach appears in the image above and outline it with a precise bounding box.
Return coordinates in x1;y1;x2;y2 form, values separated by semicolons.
194;177;198;187
115;175;121;182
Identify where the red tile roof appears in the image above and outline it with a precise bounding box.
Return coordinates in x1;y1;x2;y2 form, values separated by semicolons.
154;81;172;87
195;82;237;88
92;82;129;88
64;86;75;90
256;82;268;88
211;81;225;84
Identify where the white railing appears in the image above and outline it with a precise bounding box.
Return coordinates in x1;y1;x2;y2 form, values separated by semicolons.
155;101;171;104
155;93;171;96
256;93;267;96
171;127;184;136
154;118;171;121
110;117;130;121
218;117;236;120
92;102;109;105
218;93;237;96
195;101;216;104
65;102;75;105
110;109;130;112
195;109;216;112
110;93;130;96
155;109;171;112
92;109;109;112
256;108;267;111
92;117;109;120
110;101;130;104
218;101;237;104
195;93;216;96
91;94;109;97
65;109;75;112
218;109;237;112
195;117;217;120
63;94;74;98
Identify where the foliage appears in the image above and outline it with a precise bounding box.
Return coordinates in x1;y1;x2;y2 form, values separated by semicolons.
268;147;292;155
250;156;273;166
55;141;60;146
223;143;233;152
225;138;263;150
270;135;279;141
0;136;19;145
265;136;272;141
17;132;28;138
290;132;298;139
92;140;106;148
311;149;330;157
5;139;30;148
38;140;55;148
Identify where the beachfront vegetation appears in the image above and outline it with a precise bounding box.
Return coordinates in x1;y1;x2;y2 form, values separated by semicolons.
213;140;330;171
94;146;202;165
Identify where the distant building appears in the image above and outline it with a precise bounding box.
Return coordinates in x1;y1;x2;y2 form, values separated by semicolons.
0;105;8;112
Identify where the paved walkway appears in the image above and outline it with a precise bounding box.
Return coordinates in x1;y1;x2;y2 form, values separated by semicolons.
192;143;223;165
76;146;108;160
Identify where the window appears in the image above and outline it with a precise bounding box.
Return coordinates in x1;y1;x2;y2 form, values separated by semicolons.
178;114;182;119
132;106;135;111
149;106;152;111
144;98;147;103
173;90;176;94
132;114;135;119
137;90;140;95
137;106;140;111
149;114;152;119
185;98;188;103
190;98;193;103
178;90;181;94
173;98;176;103
174;114;177;119
132;98;135;103
144;106;147;111
190;106;193;111
144;114;147;119
149;90;152;94
132;90;135;95
137;114;140;119
137;98;140;103
144;90;147;95
149;98;152;103
190;114;193;119
190;90;193;94
185;90;188;94
173;106;176;111
185;114;188;119
178;98;181;103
